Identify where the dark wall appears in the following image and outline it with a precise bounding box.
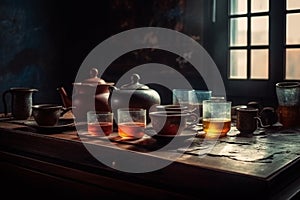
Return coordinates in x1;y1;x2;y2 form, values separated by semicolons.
0;0;112;113
0;0;205;113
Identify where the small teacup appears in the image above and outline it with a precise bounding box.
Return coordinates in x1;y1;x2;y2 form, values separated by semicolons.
32;104;72;126
236;107;259;134
149;111;199;136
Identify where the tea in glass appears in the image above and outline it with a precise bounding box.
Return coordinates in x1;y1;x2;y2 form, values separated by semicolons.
118;122;145;138
117;108;146;139
276;82;300;128
87;111;113;136
202;99;231;138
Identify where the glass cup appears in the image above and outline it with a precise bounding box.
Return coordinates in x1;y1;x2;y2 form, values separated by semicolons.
87;111;113;136
172;89;192;108
117;108;146;139
275;82;300;128
202;99;232;139
189;90;212;120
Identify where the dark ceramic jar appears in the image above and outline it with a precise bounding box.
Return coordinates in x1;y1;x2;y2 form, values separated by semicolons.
109;74;161;124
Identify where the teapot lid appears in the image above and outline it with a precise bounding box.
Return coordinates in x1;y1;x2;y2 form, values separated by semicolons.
82;68;107;84
120;74;149;90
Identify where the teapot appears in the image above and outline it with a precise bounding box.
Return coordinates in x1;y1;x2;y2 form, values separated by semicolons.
109;73;161;124
57;68;114;122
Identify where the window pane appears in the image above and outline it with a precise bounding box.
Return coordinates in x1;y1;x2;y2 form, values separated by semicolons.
230;0;247;15
286;49;300;80
251;49;268;79
251;0;269;13
287;0;300;10
286;13;300;44
230;50;247;79
251;16;269;45
230;18;247;46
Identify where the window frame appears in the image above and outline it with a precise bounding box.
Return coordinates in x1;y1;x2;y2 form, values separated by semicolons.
202;0;288;106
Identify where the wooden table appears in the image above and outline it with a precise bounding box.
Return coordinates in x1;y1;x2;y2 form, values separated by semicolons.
0;116;299;199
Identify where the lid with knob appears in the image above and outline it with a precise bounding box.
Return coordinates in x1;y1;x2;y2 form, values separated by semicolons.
120;74;150;90
75;68;114;86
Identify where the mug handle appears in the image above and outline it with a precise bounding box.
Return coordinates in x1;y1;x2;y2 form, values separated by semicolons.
254;117;271;128
186;113;199;129
2;89;11;117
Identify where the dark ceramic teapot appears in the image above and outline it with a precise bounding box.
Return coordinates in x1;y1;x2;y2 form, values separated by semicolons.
57;68;114;122
109;74;161;124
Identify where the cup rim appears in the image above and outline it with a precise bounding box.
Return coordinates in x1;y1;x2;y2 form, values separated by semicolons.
87;111;113;115
32;104;62;110
203;99;231;103
117;108;145;112
276;81;300;88
10;87;38;92
149;111;191;117
236;107;258;112
194;90;212;93
156;104;188;109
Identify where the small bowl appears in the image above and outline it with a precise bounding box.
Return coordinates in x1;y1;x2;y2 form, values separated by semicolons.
149;111;199;136
32;104;72;126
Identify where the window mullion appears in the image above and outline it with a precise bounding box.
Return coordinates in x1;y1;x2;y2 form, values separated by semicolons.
247;0;251;79
269;0;285;81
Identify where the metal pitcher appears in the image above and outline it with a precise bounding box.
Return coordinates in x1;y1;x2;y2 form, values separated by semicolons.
2;87;38;119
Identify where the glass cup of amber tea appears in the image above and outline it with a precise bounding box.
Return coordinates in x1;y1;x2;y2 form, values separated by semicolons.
276;82;300;128
117;108;146;139
87;111;113;136
202;99;231;139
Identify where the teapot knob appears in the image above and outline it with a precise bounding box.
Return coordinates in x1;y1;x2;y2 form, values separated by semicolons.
120;73;149;90
90;68;99;78
131;74;140;83
83;68;107;84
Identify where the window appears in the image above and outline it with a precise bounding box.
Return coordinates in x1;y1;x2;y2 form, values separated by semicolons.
203;0;300;105
229;0;300;81
229;0;269;80
286;0;300;79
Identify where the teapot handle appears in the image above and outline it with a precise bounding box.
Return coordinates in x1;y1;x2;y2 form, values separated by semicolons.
60;107;74;117
109;85;119;93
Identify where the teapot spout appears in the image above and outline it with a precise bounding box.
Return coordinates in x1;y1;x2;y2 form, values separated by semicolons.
57;87;72;108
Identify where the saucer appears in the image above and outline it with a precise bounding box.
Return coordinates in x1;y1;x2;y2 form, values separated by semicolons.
144;128;196;141
23;118;75;132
